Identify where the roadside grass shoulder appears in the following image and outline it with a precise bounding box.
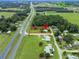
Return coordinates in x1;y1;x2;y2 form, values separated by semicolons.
0;32;15;55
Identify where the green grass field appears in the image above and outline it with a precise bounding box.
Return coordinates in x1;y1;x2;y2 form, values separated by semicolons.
35;2;54;7
0;12;15;18
45;11;79;26
14;35;59;59
14;36;43;59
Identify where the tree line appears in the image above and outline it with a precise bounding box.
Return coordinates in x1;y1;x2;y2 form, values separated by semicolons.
32;14;79;33
0;9;30;32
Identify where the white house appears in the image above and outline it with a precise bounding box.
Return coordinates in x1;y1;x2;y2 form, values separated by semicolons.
63;30;68;33
44;46;50;54
58;35;63;41
67;54;78;59
44;44;55;55
43;35;50;42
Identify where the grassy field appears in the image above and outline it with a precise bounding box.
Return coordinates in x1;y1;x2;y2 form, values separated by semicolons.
0;8;25;11
0;32;15;54
35;2;54;7
14;35;59;59
14;36;43;59
45;11;79;26
30;29;41;33
35;2;71;8
0;12;15;18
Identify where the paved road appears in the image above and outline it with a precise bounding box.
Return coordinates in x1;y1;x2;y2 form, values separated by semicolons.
63;49;79;53
29;33;52;35
8;2;36;59
71;34;79;36
0;29;20;59
0;2;33;59
50;27;62;59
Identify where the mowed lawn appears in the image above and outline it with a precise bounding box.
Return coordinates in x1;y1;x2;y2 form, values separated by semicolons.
0;12;15;18
14;35;59;59
14;36;43;59
45;11;79;26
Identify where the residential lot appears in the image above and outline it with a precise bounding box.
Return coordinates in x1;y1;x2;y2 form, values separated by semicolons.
14;35;59;59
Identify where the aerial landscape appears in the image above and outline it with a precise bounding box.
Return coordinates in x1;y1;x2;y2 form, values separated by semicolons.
0;0;79;59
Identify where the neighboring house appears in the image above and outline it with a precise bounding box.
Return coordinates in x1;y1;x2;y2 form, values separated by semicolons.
63;30;68;33
67;54;79;59
44;44;54;56
44;46;51;54
63;30;68;35
58;35;63;42
42;35;50;42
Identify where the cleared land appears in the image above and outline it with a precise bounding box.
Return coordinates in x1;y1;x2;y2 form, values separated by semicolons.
0;8;25;11
0;12;15;18
45;11;79;26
